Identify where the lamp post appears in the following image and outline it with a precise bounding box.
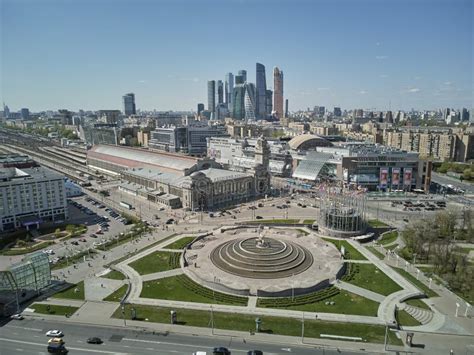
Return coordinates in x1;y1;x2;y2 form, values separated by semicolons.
121;304;127;326
464;303;471;317
301;312;305;343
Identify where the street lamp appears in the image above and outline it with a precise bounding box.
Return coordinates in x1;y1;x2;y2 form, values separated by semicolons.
121;304;127;326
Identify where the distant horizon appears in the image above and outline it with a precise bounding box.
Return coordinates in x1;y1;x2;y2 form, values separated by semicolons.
2;0;473;112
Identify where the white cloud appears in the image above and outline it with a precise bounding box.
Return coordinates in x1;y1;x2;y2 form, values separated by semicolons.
407;88;421;93
376;55;388;60
359;90;368;95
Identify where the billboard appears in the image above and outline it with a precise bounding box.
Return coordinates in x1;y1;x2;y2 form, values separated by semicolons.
379;167;389;188
403;168;413;186
392;168;401;187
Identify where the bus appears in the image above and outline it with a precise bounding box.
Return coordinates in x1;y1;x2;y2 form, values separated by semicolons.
120;201;132;210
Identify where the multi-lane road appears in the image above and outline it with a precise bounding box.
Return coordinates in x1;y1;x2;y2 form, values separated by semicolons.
0;318;359;355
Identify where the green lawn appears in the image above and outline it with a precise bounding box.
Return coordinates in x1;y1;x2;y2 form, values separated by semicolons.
247;219;300;224
140;275;247;306
366;246;385;260
51;250;98;270
391;267;438;298
52;281;85;300
129;251;181;275
346;264;403;296
321;238;367;261
303;219;316;224
162;236;195;250
101;270;126;280
368;219;389;228
30;304;79;316
404;298;431;311
113;304;402;345
103;284;128;302
259;289;379;316
396;309;422;327
378;231;398;245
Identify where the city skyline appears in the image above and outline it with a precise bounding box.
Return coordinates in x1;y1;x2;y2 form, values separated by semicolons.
2;0;473;112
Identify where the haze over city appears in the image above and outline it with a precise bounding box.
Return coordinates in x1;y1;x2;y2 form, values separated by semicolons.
2;0;472;112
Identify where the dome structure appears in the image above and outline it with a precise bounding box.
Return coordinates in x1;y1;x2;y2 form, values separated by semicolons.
288;134;332;150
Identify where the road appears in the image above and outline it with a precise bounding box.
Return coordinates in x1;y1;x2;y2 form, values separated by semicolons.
431;172;474;194
0;318;360;355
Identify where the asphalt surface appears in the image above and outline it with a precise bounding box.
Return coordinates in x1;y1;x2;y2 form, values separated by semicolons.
0;318;362;355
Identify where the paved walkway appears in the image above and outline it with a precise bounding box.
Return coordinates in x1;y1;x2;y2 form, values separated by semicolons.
142;268;184;281
335;281;385;303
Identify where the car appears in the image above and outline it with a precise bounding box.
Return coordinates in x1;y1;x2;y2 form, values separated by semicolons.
255;216;263;219
213;347;231;355
10;313;24;320
87;337;103;344
48;338;64;345
46;330;64;337
166;218;175;224
247;351;263;355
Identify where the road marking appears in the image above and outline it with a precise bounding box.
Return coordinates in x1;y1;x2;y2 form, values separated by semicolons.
281;348;292;352
146;347;154;350
0;337;129;354
15;348;23;352
7;326;42;332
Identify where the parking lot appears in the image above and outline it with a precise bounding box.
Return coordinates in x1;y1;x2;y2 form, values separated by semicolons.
44;196;132;265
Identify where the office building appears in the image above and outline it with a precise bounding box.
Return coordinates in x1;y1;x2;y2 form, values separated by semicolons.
122;93;136;116
273;67;284;119
197;103;205;116
149;122;228;156
334;107;342;117
285;99;289;118
217;80;224;104
244;83;256;120
238;70;247;83
460;108;469;122
20;108;30;120
232;83;246;120
235;75;244;85
207;81;216;113
225;73;234;107
0;167;68;232
265;90;273;115
98;110;121;124
256;63;267;118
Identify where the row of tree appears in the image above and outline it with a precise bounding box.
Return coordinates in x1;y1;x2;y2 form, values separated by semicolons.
402;209;473;301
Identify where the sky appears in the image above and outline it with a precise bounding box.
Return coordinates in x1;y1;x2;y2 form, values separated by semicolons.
1;0;473;112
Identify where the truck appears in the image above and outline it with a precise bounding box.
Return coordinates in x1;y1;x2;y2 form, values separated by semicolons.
47;342;68;354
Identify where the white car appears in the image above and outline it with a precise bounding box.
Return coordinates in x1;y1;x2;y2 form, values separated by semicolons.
10;313;24;320
46;330;64;337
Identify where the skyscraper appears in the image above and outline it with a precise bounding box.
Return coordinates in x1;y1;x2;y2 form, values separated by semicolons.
122;93;136;116
256;63;267;119
207;80;216;113
238;70;247;83
265;90;273;115
21;108;30;120
225;73;234;107
197;103;205;115
232;84;246;120
273;67;284;119
244;83;256;121
217;80;224;104
235;75;244;85
285;99;289;118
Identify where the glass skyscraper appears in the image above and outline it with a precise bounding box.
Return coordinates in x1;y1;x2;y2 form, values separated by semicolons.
122;93;136;116
207;80;216;113
217;80;224;104
238;70;247;83
225;72;234;108
256;63;267;119
273;67;284;119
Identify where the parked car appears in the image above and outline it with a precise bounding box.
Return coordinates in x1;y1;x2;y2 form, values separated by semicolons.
213;347;231;355
10;313;24;320
255;216;263;219
86;337;103;344
247;351;263;355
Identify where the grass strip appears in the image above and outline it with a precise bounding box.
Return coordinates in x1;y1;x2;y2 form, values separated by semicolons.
391;267;438;297
113;304;402;345
321;238;367;261
51;281;85;300
378;231;398;245
366;246;385;260
345;264;403;296
163;236;196;250
396;309;422;327
129;251;181;275
140;275;248;306
101;270;126;280
103;284;128;302
30;304;79;316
